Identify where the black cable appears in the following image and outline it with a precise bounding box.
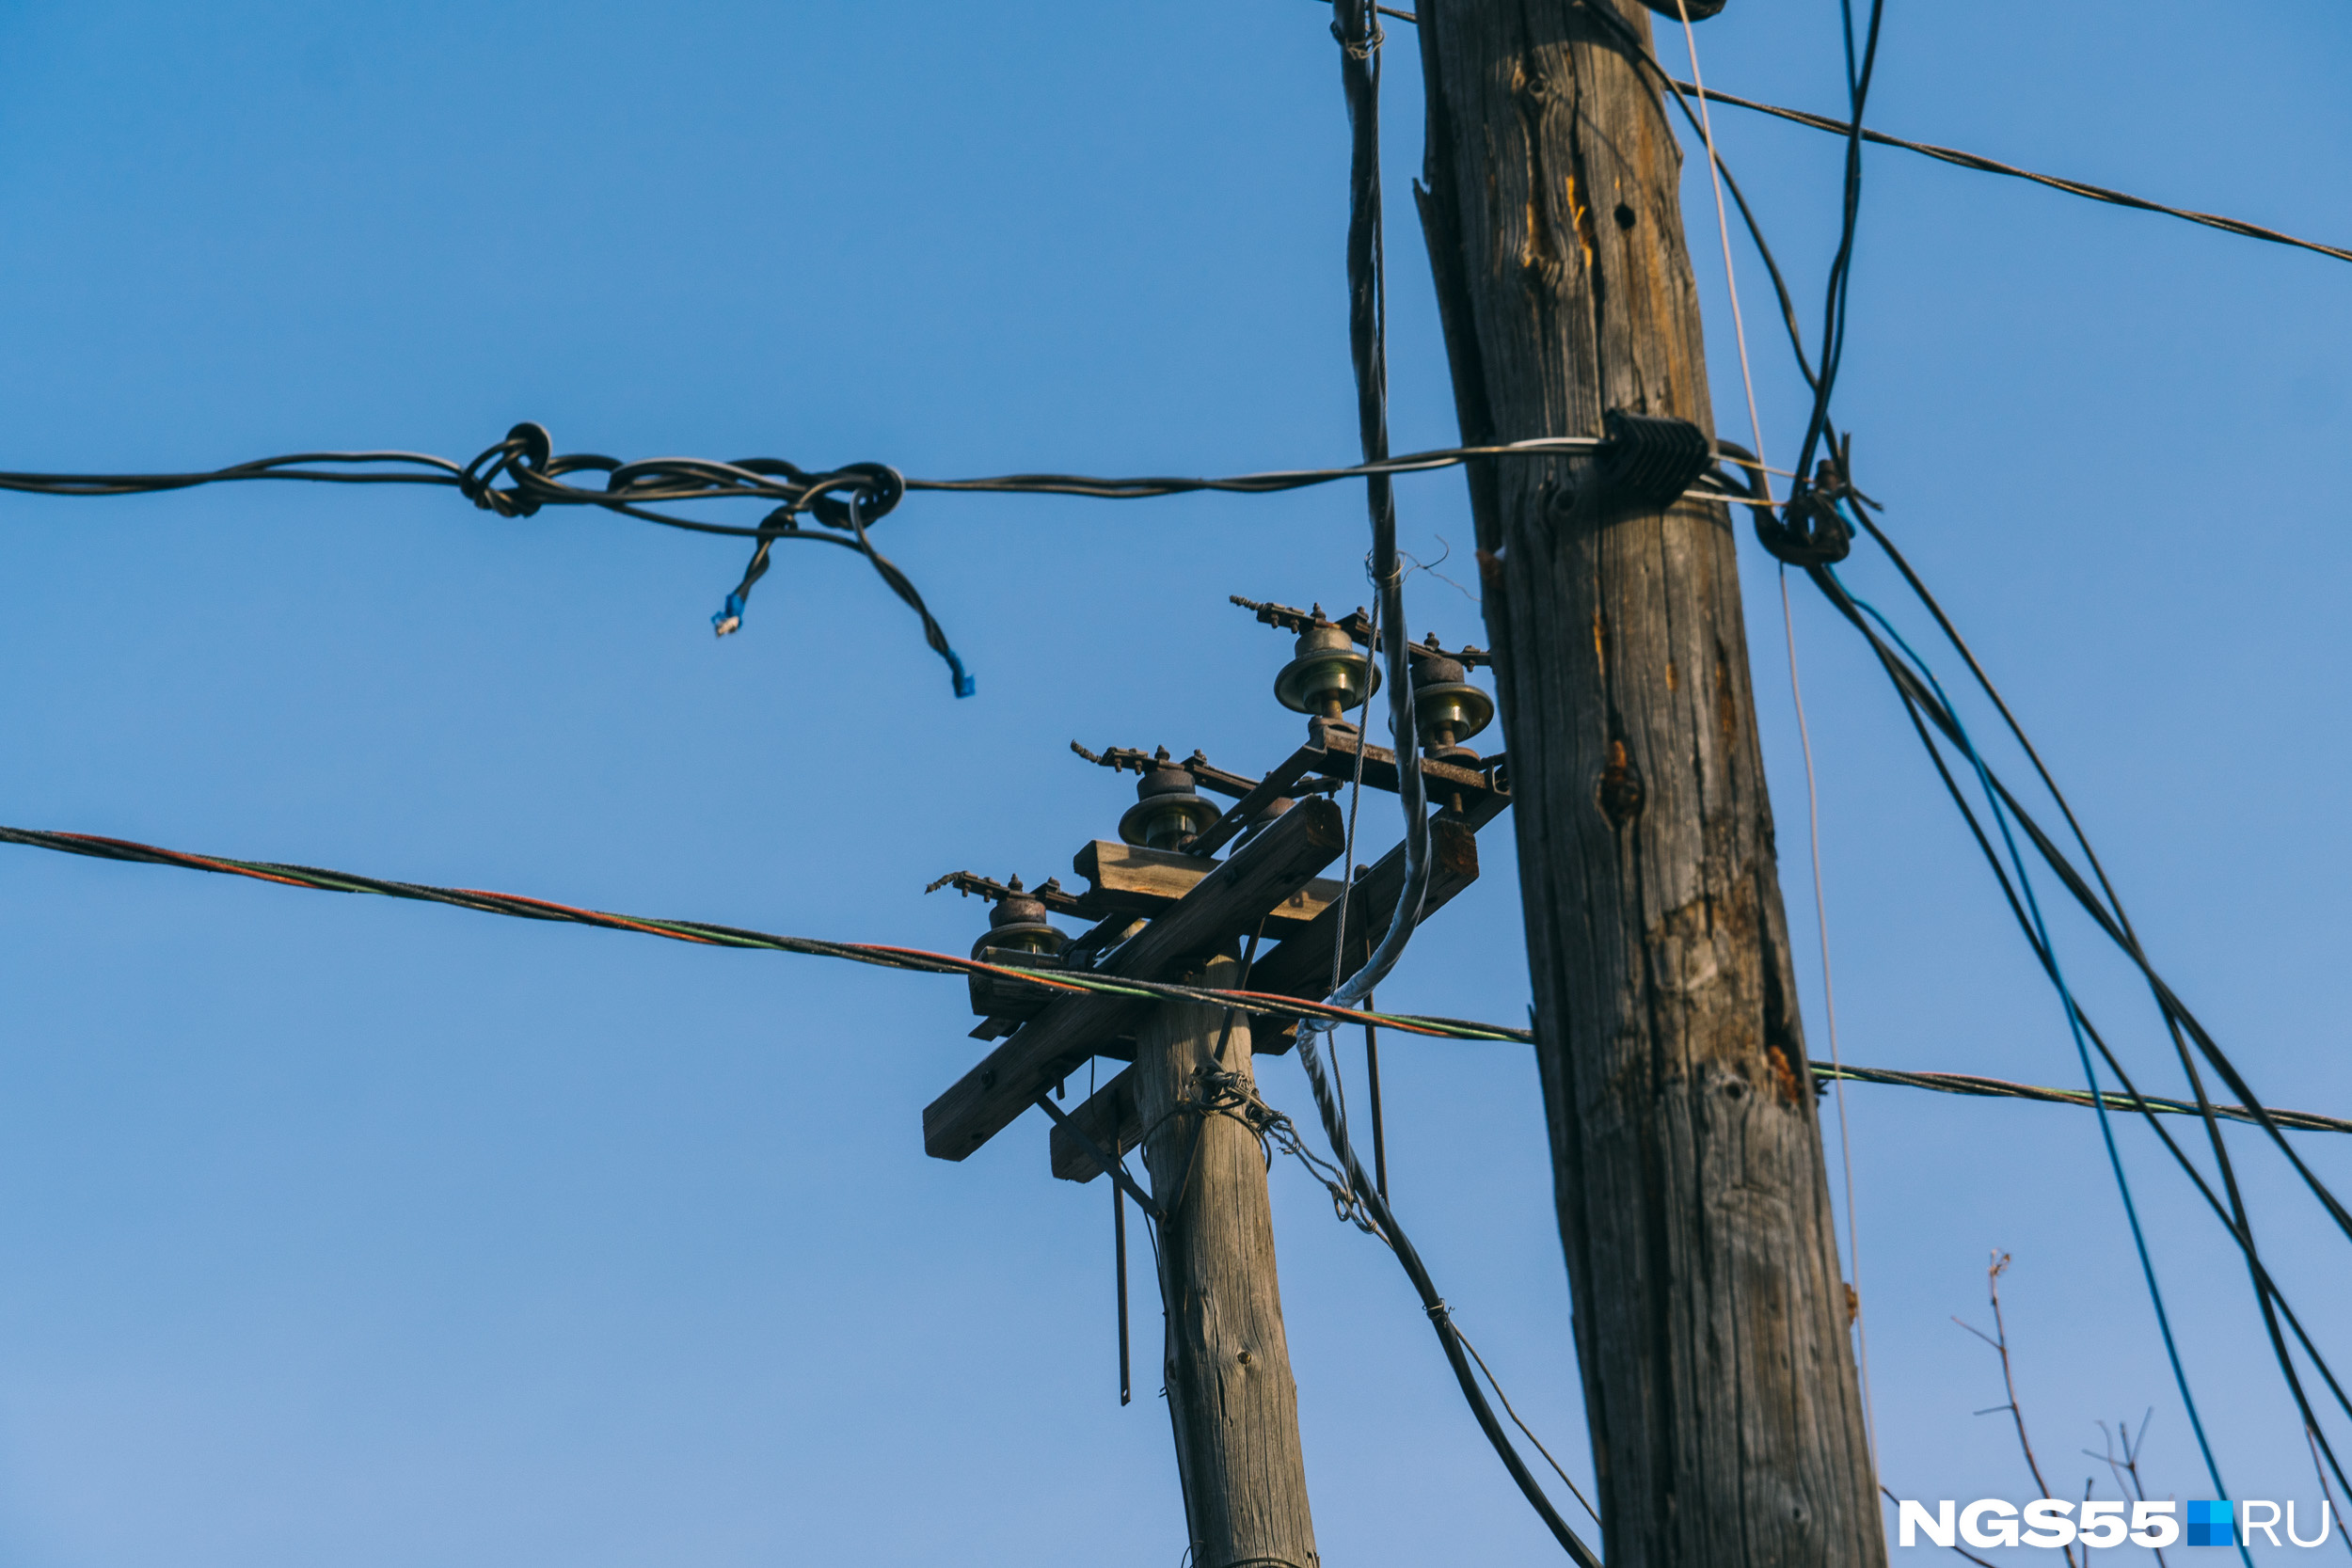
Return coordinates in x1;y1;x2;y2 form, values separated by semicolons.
1670;79;2352;270
2;427;977;697
1670;39;2352;1465
1831;503;2352;1503
1808;562;2352;1246
1302;8;1598;1563
1787;0;1885;497
0;433;1754;513
1;423;1759;696
1803;558;2352;1507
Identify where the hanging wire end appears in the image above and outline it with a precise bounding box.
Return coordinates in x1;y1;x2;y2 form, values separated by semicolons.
711;592;745;638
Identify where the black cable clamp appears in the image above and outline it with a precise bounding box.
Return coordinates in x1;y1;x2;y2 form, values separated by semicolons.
1552;409;1714;529
1718;433;1870;568
1757;485;1853;566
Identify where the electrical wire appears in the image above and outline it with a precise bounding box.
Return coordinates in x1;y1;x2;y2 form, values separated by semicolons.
1293;8;1598;1561
9;817;2351;1144
1817;567;2352;1509
1672;1;1771;498
1667;78;2352;270
0;433;1765;513
1816;562;2253;1556
1804;504;2352;1517
1322;584;1382;1146
1340;1;2349;1542
1452;1323;1603;1528
1623;13;2339;1509
1364;3;2352;273
0;426;1756;699
1665;0;1880;1474
1786;0;1884;496
1818;1064;2352;1135
1778;566;1876;1465
1607;7;2350;1512
0;823;1516;1043
1429;3;2350;1516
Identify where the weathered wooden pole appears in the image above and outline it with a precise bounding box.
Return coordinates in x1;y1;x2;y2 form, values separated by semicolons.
1412;4;1883;1562
1133;954;1319;1568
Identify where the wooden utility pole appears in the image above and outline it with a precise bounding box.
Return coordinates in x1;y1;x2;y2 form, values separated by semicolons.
1412;4;1883;1562
1134;955;1319;1568
933;698;1510;1559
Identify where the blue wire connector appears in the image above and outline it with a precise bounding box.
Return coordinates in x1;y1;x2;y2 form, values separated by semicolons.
711;593;745;638
947;650;976;699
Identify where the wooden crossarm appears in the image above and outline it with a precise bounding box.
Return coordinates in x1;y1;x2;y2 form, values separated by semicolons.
923;797;1347;1161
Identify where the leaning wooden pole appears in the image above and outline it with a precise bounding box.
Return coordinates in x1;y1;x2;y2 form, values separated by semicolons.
1412;3;1883;1562
1133;955;1319;1568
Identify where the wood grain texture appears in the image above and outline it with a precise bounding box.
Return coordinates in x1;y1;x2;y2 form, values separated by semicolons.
1050;1065;1139;1182
1136;958;1320;1568
1073;839;1344;928
1245;815;1482;1003
1414;4;1883;1563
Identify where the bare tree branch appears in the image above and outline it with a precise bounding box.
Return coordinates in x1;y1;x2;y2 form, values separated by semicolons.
1962;1253;2080;1568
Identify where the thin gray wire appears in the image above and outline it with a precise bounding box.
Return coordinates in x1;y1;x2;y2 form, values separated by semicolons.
1453;1323;1603;1529
1324;584;1383;1144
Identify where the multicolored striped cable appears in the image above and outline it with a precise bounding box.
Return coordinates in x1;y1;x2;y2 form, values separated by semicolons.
6;821;2346;1137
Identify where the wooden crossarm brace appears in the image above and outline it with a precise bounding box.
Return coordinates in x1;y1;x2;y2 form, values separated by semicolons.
1246;816;1482;1054
922;797;1348;1161
1053;814;1486;1182
1049;1069;1141;1182
1072;839;1345;927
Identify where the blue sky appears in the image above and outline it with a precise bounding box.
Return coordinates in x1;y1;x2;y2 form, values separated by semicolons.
1;2;2348;1562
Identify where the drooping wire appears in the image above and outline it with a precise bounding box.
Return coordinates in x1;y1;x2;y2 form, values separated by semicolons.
1665;0;1879;1470
1321;582;1381;1148
1666;78;2352;271
0;822;1526;1042
1806;500;2352;1515
1788;0;1886;498
1452;1323;1603;1529
2;426;1768;700
1618;11;2344;1502
1291;7;1599;1563
1819;562;2243;1549
1777;566;1876;1461
1671;0;1771;498
1606;14;2352;1505
1793;535;2352;1510
13;813;2352;1145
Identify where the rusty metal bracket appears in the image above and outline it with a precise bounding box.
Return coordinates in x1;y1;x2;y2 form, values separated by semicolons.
924;869;1084;914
